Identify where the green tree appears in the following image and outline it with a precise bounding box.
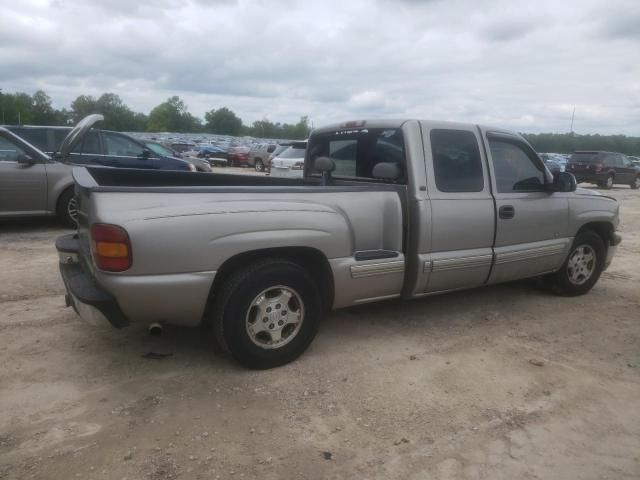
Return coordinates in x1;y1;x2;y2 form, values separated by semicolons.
204;107;242;135
70;93;147;131
70;94;98;122
31;90;56;124
147;96;202;132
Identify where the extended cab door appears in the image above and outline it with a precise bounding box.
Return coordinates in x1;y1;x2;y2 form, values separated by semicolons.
482;131;571;283
419;123;495;292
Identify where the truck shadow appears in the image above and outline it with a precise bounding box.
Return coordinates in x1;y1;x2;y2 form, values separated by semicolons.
0;217;70;234
105;278;551;370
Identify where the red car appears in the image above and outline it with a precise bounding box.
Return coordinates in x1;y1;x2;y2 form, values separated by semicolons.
227;146;250;167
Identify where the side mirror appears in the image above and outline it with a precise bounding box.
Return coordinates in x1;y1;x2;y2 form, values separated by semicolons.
16;153;36;166
141;148;152;159
551;171;577;192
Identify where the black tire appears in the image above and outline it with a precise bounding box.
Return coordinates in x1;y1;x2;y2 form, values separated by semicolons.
211;259;322;369
630;176;640;190
546;230;606;296
602;174;614;189
56;188;78;229
255;160;264;172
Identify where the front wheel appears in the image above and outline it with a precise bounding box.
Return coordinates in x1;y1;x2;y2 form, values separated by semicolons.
546;230;605;296
211;259;322;369
56;188;78;228
255;160;264;172
603;174;614;189
630;176;640;190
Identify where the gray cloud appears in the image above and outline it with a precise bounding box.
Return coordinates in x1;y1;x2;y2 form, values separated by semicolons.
0;0;639;134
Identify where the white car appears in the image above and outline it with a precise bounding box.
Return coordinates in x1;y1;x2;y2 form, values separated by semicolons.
270;142;307;178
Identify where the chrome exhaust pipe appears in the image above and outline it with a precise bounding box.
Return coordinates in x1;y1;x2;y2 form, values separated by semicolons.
148;323;163;336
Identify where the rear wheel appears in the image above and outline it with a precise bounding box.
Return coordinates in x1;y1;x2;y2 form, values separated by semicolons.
546;230;605;296
255;160;264;172
630;176;640;190
211;259;322;369
56;188;78;228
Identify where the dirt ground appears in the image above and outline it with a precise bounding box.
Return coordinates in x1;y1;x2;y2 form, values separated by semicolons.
1;186;639;480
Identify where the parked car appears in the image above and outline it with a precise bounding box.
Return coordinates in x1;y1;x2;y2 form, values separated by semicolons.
144;141;213;172
629;156;640;167
540;153;567;172
56;118;621;369
0;126;76;226
169;142;196;154
270;142;307;178
180;145;228;168
566;151;640;189
7;121;196;172
248;143;277;172
227;146;250;167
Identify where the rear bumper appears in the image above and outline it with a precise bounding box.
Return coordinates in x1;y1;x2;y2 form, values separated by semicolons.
57;234;129;328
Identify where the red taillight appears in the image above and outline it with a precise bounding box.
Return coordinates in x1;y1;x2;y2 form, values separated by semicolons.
90;224;132;272
340;120;366;128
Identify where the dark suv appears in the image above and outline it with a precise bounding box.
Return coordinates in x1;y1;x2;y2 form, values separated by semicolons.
6;125;195;171
566;151;640;189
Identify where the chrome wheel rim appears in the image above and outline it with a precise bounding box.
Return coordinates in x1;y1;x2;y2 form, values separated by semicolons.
634;177;640;188
255;161;262;172
606;176;613;188
567;244;596;285
67;196;79;223
245;285;304;349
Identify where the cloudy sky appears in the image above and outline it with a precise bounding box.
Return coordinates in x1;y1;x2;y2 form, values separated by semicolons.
1;0;639;134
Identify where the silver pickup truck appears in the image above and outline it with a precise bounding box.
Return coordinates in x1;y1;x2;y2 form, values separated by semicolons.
56;119;621;368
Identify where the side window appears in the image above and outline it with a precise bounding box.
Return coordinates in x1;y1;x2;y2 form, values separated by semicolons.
103;133;144;156
430;129;484;193
81;131;101;155
0;135;26;162
10;128;48;152
621;155;631;167
489;139;545;193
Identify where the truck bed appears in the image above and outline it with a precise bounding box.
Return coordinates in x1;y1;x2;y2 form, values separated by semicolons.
78;166;310;189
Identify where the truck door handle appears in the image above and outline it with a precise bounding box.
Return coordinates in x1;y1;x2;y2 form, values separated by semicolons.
499;205;515;219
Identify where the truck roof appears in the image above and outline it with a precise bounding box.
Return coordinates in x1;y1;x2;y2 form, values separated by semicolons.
311;119;514;136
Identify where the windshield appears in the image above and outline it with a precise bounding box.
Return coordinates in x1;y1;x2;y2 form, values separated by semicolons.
278;146;306;159
569;152;602;163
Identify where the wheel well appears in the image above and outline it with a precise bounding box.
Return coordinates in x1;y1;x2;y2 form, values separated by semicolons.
56;185;74;212
576;222;613;247
206;247;334;319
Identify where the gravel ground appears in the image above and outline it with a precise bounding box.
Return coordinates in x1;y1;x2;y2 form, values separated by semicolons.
0;186;639;480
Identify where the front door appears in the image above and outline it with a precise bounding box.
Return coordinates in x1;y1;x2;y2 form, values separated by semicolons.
0;132;47;215
483;132;571;284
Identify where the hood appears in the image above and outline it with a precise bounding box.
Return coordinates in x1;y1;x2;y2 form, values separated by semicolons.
59;114;104;160
575;187;618;202
575;187;601;196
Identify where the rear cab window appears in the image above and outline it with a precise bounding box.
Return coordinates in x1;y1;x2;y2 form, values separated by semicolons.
307;127;406;183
